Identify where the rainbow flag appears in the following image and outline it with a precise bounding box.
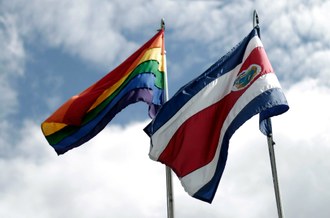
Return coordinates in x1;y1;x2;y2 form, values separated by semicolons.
41;29;165;155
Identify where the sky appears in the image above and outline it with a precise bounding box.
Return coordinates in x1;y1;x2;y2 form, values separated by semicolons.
1;0;330;217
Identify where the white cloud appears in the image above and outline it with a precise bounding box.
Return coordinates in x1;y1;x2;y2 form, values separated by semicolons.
1;77;330;218
256;0;330;85
3;0;139;68
0;75;18;118
3;0;330;85
2;0;248;78
0;14;25;118
271;79;330;218
0;14;25;76
0;121;166;218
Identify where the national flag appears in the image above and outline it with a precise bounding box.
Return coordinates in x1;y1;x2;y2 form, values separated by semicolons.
144;27;289;203
41;29;165;155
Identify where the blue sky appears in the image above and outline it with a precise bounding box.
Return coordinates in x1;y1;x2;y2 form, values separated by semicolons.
1;0;330;217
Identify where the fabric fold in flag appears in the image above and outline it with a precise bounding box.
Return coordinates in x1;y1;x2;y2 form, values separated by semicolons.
144;27;289;203
42;29;165;155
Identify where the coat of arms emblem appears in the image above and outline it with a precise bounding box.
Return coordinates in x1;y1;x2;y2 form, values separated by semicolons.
233;64;261;91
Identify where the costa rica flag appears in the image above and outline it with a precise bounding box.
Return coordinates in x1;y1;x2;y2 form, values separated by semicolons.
144;27;289;203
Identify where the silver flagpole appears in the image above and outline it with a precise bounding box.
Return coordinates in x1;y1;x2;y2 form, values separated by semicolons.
267;127;284;218
253;10;284;218
160;18;175;218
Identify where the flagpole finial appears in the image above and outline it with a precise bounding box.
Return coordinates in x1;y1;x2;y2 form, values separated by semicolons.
161;18;165;30
253;10;259;28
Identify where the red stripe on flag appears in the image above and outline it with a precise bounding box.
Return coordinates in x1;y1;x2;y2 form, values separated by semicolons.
158;46;273;177
159;89;244;177
240;47;273;76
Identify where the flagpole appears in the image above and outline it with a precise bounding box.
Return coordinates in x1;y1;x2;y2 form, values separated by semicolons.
267;126;284;218
160;18;175;218
253;10;284;218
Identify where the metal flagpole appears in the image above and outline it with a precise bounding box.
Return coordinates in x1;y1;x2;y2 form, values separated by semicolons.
160;18;175;218
253;10;284;218
267;126;284;218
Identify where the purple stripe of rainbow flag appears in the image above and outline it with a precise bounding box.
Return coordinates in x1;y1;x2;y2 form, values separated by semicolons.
41;29;165;155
